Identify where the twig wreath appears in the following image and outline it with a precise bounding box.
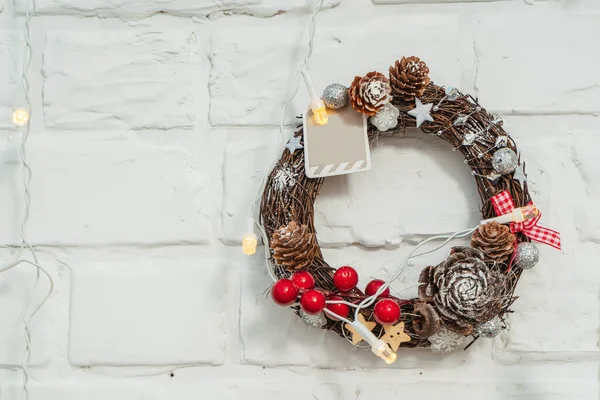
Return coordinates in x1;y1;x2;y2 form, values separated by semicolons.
257;57;561;362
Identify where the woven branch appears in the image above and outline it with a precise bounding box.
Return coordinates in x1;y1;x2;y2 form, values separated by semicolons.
259;81;530;348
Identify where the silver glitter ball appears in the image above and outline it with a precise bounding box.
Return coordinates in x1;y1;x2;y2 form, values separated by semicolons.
491;148;518;175
476;316;503;338
514;242;540;269
322;83;349;110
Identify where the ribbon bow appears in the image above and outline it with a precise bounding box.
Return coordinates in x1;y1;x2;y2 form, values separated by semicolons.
490;191;561;250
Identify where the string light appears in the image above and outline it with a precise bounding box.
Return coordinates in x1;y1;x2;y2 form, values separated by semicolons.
2;0;56;399
301;68;328;125
242;219;258;255
350;320;397;363
12;109;30;126
481;204;538;225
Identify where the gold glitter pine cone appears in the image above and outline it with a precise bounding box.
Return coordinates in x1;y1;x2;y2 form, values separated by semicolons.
270;221;318;271
471;221;516;264
348;71;392;116
389;56;431;102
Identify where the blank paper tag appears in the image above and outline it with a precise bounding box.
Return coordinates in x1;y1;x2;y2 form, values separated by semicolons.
303;106;371;178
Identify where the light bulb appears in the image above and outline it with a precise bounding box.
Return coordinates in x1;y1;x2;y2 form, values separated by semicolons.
311;104;328;125
301;68;328;125
13;109;29;126
242;217;258;255
521;204;539;221
371;340;397;364
481;204;540;226
242;233;258;255
349;319;397;364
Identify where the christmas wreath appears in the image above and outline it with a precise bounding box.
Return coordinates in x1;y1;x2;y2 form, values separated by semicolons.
256;57;561;362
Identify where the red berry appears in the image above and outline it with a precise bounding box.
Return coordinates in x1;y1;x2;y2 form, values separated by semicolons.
365;279;390;298
300;290;326;315
271;279;298;306
374;299;401;325
325;296;349;321
291;270;315;290
333;266;359;292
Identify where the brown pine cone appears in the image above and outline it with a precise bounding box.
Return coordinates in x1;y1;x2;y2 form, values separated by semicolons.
471;221;516;264
412;302;442;338
270;221;318;271
389;56;431;102
419;246;507;335
348;71;392;116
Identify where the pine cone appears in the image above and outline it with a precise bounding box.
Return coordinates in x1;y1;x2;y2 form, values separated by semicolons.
419;246;506;335
348;71;392;116
389;56;431;102
270;221;318;271
471;221;516;264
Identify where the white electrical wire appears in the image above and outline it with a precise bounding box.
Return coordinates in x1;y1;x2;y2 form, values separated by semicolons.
2;0;55;399
351;227;478;321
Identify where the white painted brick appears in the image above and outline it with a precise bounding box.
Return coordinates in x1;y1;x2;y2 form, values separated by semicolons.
499;116;584;247
571;131;600;242
14;0;340;18
497;246;600;362
3;380;348;400
15;0;258;17
373;0;495;3
172;381;348;400
68;247;225;366
42;30;197;131
219;127;277;244
0;250;67;367
499;116;600;248
0;32;21;130
314;132;481;246
475;15;600;113
3;382;168;400
0;133;210;245
209;16;474;126
568;0;600;15
356;376;599;400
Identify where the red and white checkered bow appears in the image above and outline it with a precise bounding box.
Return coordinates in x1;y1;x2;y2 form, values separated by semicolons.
490;190;561;250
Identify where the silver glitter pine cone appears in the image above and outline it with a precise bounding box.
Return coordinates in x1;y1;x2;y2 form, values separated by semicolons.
514;242;540;269
491;148;518;175
475;316;503;338
322;83;349;110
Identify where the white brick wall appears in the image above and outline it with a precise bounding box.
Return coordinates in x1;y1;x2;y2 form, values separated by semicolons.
0;0;599;398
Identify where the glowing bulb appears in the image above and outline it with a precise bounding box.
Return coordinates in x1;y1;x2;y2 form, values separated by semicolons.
242;233;258;255
13;109;29;126
372;340;397;364
301;68;328;125
349;319;397;364
312;105;328;125
242;217;258;255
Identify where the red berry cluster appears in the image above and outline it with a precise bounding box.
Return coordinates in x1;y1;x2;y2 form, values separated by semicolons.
271;266;401;325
